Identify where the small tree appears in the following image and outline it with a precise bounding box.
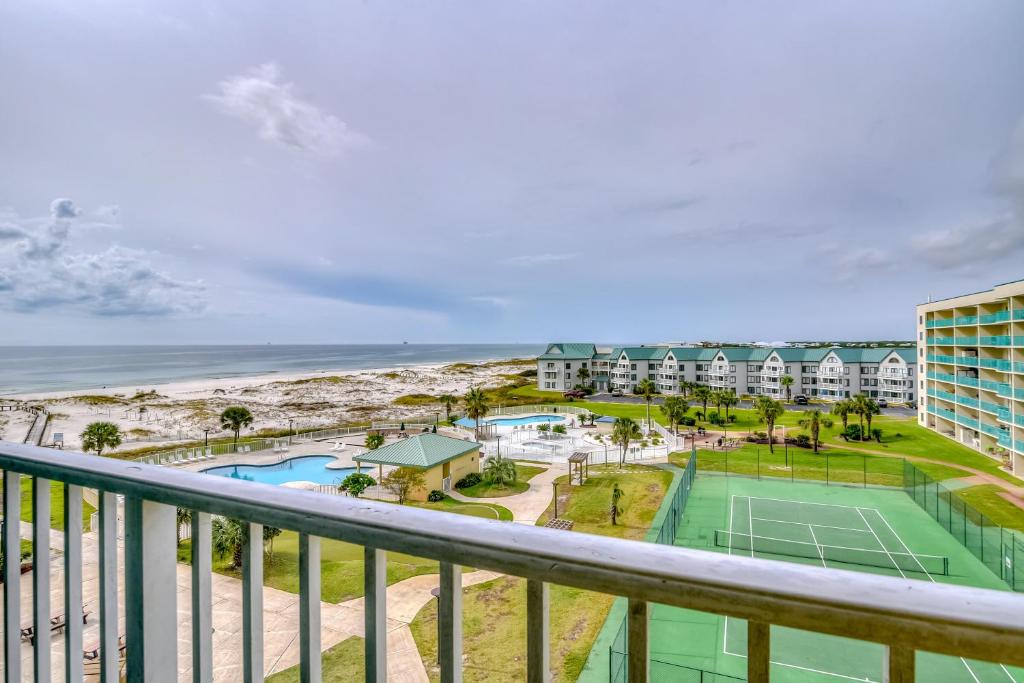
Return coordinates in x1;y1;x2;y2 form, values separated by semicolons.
692;386;712;423
831;400;852;431
365;431;385;450
463;387;490;440
339;472;376;497
438;394;457;421
660;395;689;434
382;467;426;504
175;507;192;546
720;392;738;421
797;409;833;454
263;525;282;562
754;395;786;454
220;406;253;445
577;366;591;388
611;417;642;465
610;484;624;525
80;421;122;456
780;375;795;401
211;517;245;568
635;378;656;428
484;456;518;488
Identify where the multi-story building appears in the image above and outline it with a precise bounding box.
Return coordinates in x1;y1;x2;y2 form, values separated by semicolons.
917;279;1024;474
537;342;915;402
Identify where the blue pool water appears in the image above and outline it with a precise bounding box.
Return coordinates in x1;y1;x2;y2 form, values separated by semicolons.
455;414;566;427
202;456;356;486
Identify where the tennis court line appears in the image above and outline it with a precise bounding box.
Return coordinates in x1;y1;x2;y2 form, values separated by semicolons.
805;523;828;567
746;494;875;512
751;516;873;534
859;507;998;683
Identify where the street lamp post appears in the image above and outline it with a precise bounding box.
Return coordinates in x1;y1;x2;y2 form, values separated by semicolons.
288;418;294;445
203;428;210;448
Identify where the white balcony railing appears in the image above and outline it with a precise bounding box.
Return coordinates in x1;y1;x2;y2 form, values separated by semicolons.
1;442;1023;682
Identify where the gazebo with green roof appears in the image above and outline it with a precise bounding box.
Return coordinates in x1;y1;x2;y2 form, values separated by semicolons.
354;433;483;501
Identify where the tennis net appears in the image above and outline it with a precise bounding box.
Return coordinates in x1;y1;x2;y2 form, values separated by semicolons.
714;530;949;575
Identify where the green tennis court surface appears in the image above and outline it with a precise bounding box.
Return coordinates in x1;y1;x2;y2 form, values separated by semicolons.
648;474;1024;682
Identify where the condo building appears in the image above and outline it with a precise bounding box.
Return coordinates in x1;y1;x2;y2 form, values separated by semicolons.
537;343;915;402
918;279;1024;474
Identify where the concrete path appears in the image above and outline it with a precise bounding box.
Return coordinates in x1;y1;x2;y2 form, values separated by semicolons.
447;463;567;524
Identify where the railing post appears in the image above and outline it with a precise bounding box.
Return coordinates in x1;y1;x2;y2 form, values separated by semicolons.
627;599;648;683
299;533;321;682
3;470;21;683
124;497;178;682
747;620;770;682
884;645;915;682
191;511;213;683
526;579;550;682
242;522;264;681
439;562;463;683
365;547;387;682
99;491;120;683
64;483;85;682
32;477;52;682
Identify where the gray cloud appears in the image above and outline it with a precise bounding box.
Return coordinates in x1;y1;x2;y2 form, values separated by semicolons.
0;201;205;316
814;245;894;282
205;62;368;156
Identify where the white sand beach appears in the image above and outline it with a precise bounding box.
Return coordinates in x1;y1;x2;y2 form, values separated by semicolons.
0;359;533;453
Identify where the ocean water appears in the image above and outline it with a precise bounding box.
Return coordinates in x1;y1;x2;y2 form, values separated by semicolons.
0;344;542;395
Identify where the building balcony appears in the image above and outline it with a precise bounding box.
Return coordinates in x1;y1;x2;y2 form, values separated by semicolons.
1;444;1023;680
926;318;955;329
927;354;956;364
979;336;1012;346
979;311;1011;324
955;315;980;326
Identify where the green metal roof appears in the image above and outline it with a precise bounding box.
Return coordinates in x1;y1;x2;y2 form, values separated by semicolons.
537;343;596;360
618;346;669;360
664;347;718;361
354;434;480;469
826;347;915;363
769;348;832;362
717;347;771;362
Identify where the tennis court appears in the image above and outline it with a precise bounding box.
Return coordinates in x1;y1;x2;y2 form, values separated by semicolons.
644;474;1024;682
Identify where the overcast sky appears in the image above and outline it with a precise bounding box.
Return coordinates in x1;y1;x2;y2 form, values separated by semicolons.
2;1;1023;345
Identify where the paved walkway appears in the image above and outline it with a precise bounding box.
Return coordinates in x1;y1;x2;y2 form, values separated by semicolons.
448;463;566;524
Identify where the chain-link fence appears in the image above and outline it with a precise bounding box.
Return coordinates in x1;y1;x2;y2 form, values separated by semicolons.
903;461;1024;591
697;443;905;488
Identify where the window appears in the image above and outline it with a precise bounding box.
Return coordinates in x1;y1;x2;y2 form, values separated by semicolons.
582;362;588;368
631;364;637;370
546;362;554;369
729;365;736;372
565;363;571;370
730;377;736;384
631;374;636;381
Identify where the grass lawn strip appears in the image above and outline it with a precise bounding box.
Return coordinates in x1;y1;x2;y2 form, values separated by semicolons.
455;464;546;498
265;636;365;682
0;478;96;532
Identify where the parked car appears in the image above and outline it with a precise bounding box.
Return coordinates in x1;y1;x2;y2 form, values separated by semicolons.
793;395;809;405
611;388;624;397
876;398;888;408
563;389;586;399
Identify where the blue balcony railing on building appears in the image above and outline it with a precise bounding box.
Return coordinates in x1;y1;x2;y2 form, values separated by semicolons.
980;311;1011;324
999;432;1013;448
928;405;957;421
1015;337;1024;348
959;416;980;430
927;318;955;329
979;358;1009;370
979;401;1002;415
980;336;1012;346
927;371;956;383
957;356;980;367
928;336;955;345
928;354;956;364
1016;414;1024;428
6;443;1022;682
955;336;979;346
957;376;980;388
980;380;1010;393
997;407;1011;422
1017;440;1024;453
955;315;979;326
995;385;1024;400
1015;309;1024;321
927;388;956;402
979;423;1001;437
956;395;980;409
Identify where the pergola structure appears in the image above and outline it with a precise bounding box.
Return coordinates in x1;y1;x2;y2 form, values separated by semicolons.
568;451;589;486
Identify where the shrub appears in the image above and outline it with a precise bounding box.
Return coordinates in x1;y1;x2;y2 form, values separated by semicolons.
727;414;736;423
793;434;812;449
339;472;375;497
707;411;724;426
427;490;445;502
871;428;883;443
552;424;567;434
537;423;551;433
454;472;482;489
680;417;696;427
843;425;863;441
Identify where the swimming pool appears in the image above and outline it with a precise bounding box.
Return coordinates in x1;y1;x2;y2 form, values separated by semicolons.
455;414;566;428
202;455;356;486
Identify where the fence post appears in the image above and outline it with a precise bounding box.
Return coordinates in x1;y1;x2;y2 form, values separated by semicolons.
756;448;760;480
863;456;867;488
826;452;830;486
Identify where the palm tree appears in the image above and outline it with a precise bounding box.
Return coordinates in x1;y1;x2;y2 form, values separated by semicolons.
80;422;122;456
692;386;712;421
220;406;254;445
175;507;192;546
862;397;881;441
483;455;517;488
660;396;689;435
212;517;245;568
635;378;656;429
365;431;385;450
711;390;726;417
611;417;642;465
780;375;795;402
576;366;591;389
850;395;873;441
831;400;852;431
438;394;457;421
463;387;490;440
797;410;833;453
720;392;738;421
610;484;624;525
681;381;694;399
754;395;785;453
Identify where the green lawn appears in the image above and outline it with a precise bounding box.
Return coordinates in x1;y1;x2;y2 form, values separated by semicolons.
455;464;545;498
266;636;365;682
0;478;96;532
409;495;514;521
954;485;1024;533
